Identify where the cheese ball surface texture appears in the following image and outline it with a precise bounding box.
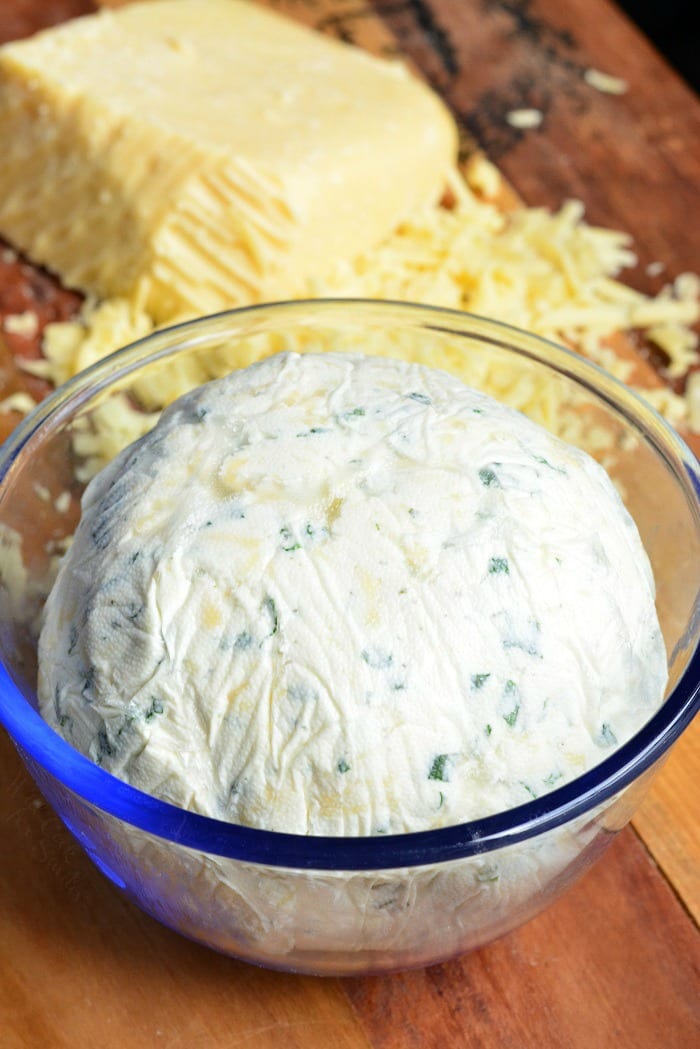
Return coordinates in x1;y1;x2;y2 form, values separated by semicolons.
38;352;667;835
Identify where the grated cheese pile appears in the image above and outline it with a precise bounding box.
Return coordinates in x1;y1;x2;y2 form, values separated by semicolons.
19;158;699;469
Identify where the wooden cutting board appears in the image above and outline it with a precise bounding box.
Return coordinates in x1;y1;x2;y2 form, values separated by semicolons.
0;2;698;1046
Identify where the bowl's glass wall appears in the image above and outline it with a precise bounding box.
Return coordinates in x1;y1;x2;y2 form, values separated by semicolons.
20;740;661;975
0;302;698;974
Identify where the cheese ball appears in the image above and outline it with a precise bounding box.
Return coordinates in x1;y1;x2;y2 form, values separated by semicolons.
38;352;667;835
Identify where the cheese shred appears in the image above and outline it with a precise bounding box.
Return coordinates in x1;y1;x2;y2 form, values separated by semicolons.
36;167;699;461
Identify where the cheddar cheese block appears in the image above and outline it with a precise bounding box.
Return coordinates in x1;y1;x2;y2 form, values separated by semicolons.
0;0;457;321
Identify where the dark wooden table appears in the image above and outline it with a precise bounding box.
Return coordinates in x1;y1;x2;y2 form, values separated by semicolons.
1;2;698;1046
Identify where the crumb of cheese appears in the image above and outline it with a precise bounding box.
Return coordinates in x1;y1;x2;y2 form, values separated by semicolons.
687;371;700;432
54;491;72;514
583;68;629;95
464;155;502;199
0;391;36;415
505;109;544;129
3;311;39;337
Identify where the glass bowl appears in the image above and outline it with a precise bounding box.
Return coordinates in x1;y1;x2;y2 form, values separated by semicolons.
0;300;698;976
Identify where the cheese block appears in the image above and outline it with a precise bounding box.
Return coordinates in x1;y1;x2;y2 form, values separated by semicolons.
0;0;457;321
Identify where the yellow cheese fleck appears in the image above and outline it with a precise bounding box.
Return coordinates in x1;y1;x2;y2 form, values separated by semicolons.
202;603;223;631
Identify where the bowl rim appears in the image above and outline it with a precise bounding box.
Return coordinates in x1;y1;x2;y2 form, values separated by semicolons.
0;298;698;871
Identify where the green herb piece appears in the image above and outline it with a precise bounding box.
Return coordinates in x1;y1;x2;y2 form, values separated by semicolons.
279;526;301;552
428;754;449;782
488;556;510;575
261;596;278;642
471;673;491;690
407;391;431;405
125;603;142;622
304;521;328;542
505;679;517;694
91;519;110;550
81;667;95;699
97;728;115;758
234;631;253;650
337;758;351;774
597;723;618;747
295;426;330;438
361;647;393;670
485;723;493;737
116;714;134;739
503;636;541;657
478;467;499;487
520;781;538;799
534;454;566;474
503;704;520;728
438;791;445;809
145;697;164;721
544;771;563;787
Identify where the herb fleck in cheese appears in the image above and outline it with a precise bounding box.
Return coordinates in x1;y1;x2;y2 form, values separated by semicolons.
38;353;667;834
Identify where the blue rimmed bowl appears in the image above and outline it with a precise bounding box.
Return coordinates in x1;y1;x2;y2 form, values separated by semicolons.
0;300;698;975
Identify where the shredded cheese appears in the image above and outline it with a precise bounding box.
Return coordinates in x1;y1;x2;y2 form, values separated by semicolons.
463;155;502;199
37;165;699;473
583;69;629;96
54;491;72;514
0;391;36;415
3;311;39;337
687;372;700;433
505;109;544;129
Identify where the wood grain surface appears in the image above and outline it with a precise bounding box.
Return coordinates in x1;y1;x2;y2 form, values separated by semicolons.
0;1;698;1046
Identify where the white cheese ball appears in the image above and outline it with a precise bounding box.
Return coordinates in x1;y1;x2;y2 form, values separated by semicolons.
38;352;667;835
